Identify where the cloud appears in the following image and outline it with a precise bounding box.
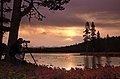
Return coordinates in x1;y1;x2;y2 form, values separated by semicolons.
76;11;120;28
20;0;120;29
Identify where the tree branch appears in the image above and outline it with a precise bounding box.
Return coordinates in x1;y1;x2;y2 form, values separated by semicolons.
21;0;70;21
33;6;45;20
21;0;33;17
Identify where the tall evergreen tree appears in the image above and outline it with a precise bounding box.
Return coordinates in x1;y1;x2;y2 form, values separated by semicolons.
90;22;96;40
83;22;90;42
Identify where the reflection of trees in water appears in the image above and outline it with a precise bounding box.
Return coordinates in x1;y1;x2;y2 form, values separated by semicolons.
97;56;101;66
92;56;102;68
84;56;102;68
84;56;112;68
84;55;89;68
92;56;96;68
106;56;111;65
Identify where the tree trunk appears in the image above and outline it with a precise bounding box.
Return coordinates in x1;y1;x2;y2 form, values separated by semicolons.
6;0;22;60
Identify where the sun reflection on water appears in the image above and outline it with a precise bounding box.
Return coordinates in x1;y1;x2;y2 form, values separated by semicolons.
64;54;74;70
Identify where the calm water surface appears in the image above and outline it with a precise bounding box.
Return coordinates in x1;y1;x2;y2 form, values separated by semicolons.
25;53;120;70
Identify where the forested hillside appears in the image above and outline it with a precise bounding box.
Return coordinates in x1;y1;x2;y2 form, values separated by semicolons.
28;36;120;53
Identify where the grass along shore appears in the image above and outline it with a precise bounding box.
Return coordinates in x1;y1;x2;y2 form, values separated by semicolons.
0;60;120;79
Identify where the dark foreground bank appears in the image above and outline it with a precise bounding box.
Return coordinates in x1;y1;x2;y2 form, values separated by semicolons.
0;60;120;79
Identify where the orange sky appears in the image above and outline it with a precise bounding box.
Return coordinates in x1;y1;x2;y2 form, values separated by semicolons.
18;25;84;47
18;25;120;47
3;24;120;47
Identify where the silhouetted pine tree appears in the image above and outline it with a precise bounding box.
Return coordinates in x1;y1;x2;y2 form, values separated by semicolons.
90;22;96;40
97;31;100;39
83;22;90;42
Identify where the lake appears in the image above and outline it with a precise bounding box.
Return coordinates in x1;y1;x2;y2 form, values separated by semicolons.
24;53;120;70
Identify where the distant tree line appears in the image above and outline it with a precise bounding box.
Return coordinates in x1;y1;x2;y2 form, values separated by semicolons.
27;36;120;53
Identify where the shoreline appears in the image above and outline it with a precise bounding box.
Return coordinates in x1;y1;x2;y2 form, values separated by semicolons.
80;52;120;57
26;52;120;56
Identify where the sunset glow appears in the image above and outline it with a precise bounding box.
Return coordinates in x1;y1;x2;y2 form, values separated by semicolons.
65;55;74;70
65;38;73;41
17;26;83;47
